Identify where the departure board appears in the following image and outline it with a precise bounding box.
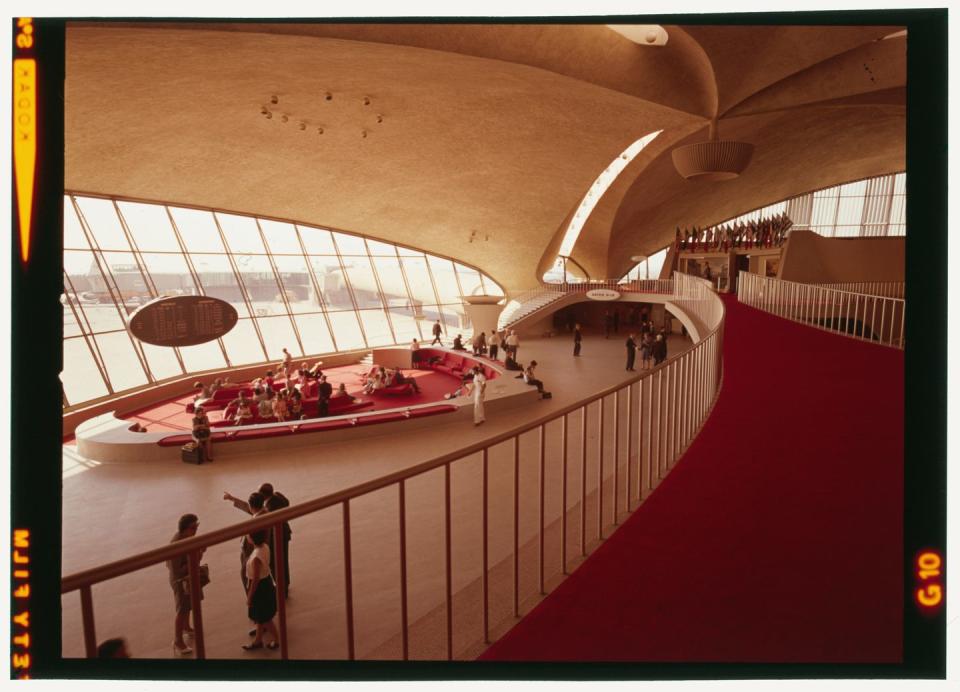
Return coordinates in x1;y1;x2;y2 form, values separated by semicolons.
127;295;238;347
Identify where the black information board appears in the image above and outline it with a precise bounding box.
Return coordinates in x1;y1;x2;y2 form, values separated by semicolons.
127;295;238;347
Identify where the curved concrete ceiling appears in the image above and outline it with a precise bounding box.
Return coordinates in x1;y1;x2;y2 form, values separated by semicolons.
64;22;906;293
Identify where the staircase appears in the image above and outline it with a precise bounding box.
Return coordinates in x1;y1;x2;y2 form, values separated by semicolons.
497;288;566;330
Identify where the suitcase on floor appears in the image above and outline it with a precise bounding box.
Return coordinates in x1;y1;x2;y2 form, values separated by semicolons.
181;443;203;464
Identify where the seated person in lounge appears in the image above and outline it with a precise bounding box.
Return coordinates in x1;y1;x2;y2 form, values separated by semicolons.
443;374;472;400
333;382;356;401
233;393;254;425
289;389;304;419
258;390;275;419
264;370;276;390
193;380;214;407
363;368;384;395
308;361;324;378
273;390;289;422
523;360;546;394
452;334;466;351
383;367;396;387
392;368;421;393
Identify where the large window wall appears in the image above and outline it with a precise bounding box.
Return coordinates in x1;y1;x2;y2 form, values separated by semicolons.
62;195;503;408
712;172;906;238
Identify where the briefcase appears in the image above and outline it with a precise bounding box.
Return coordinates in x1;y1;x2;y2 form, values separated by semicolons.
181;443;203;465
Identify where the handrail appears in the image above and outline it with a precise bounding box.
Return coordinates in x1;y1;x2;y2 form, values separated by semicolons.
63;271;726;660
738;272;904;349
812;281;904;299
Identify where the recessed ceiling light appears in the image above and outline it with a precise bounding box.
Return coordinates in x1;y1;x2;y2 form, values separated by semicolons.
607;25;669;46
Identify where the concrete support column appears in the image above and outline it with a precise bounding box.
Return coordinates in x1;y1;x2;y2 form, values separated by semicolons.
462;296;505;336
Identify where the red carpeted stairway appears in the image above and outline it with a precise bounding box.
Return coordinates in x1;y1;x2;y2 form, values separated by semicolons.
479;294;903;663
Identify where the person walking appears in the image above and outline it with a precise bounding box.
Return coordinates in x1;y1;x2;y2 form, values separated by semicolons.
168;513;204;656
431;320;443;345
625;333;637;371
573;323;582;357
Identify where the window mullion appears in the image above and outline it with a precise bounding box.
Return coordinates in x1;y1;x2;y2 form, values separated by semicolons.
330;235;369;349
255;218;306;357
211;212;270;364
294;224;339;353
394;247;424;341
364;240;399;345
422;256;448;335
164;207;232;367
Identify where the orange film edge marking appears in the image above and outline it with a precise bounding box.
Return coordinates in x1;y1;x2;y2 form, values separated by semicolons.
13;59;37;264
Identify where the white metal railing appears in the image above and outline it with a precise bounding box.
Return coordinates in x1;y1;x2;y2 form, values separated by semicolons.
62;272;724;661
738;272;905;349
497;287;565;329
813;281;905;300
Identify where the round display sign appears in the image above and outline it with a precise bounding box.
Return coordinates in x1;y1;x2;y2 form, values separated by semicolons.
585;289;621;301
127;295;238;347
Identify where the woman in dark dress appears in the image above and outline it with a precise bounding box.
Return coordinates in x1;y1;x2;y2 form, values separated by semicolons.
242;530;280;651
168;514;203;656
191;407;213;462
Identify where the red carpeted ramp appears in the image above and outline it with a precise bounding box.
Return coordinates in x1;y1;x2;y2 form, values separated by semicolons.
480;294;903;662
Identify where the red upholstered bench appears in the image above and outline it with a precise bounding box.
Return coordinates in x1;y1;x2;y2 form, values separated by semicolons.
374;383;415;396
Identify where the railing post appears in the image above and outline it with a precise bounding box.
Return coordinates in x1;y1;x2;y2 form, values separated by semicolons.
538;424;546;594
178;551;205;659
580;405;587;556
513;436;520;618
342;501;355;660
613;390;619;525
399;480;409;659
598;397;604;539
270;523;287;660
80;584;97;659
445;463;453;659
561;414;568;574
626;384;633;510
482;448;489;642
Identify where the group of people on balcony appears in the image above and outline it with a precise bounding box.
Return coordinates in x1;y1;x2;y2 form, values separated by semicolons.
167;482;292;656
676;211;793;252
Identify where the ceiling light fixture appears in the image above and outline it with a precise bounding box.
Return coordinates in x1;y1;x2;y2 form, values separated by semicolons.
671;120;754;181
607;25;669;46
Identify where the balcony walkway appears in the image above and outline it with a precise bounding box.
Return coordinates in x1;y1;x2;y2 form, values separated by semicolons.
480;294;904;662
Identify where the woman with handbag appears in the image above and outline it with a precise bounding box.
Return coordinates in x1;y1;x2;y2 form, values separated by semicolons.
243;529;280;651
167;514;206;656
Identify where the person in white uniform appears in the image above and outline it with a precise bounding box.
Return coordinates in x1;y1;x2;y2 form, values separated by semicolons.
472;366;487;426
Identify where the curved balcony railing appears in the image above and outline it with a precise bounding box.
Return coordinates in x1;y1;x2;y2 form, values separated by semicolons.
62;272;725;661
738;272;904;349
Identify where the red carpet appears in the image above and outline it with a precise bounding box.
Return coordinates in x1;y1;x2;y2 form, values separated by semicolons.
480;294;903;662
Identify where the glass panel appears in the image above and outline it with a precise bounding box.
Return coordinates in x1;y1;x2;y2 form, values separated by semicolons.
341;257;385;309
894;173;906;195
62;293;82;338
93;331;149;392
371;256;411;306
454;263;483;296
357;310;394;346
141;342;184;381
100;252;150;309
63;337;109;402
64;251;125;331
427;256;460;303
256;316;301;360
191;254;251;318
169;207;225;253
838;179;868;197
810;194;838;227
481;274;505;296
332;231;367;255
294;313;336;356
326;311;366;350
220;318;266;366
402;257;438;304
365;238;398;256
216;212;266;254
440;305;466;333
396;245;422;257
233;254;283;317
273;255;317;313
836;196;865;226
309;257;354;311
260;219;302;255
297;225;337;254
387;309;422;343
74;197;130;251
140;253;197;297
64;197;90;249
117;201;181;252
178;340;227;373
